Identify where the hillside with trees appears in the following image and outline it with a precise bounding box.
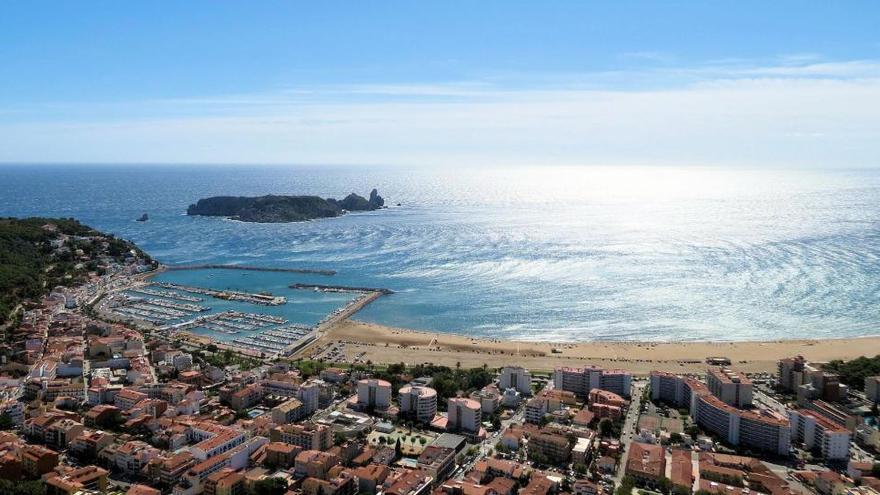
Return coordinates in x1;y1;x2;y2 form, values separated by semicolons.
0;217;153;325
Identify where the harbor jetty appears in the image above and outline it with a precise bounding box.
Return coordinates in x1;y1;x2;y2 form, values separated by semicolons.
166;264;336;276
290;283;394;295
316;291;385;330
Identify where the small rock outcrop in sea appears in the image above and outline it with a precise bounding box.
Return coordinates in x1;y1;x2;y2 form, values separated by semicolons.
186;190;386;223
136;213;149;222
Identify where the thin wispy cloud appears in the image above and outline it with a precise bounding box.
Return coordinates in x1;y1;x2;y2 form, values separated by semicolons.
1;58;879;167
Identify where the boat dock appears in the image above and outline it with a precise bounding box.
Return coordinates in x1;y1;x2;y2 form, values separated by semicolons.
157;310;287;333
228;324;317;357
152;282;286;305
108;293;212;325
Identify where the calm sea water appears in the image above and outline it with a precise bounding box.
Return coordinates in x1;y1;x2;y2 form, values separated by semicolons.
1;164;879;342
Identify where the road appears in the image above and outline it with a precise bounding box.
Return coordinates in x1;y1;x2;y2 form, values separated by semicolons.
614;381;647;487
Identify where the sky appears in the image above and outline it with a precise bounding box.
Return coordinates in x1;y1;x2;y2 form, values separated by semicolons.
1;1;879;167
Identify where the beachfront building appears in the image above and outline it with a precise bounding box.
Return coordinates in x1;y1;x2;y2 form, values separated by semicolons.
500;366;532;395
778;356;846;403
398;385;438;423
695;379;791;456
778;356;809;392
789;409;851;460
706;368;753;408
650;370;692;407
357;379;392;410
447;397;482;436
554;366;632;398
649;371;791;455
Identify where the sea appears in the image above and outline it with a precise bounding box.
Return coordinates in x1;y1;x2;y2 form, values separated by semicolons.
1;164;879;342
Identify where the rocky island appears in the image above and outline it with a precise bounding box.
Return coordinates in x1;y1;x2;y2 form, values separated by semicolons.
186;189;385;223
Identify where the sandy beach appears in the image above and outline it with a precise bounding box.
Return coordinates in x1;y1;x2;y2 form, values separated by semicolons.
309;319;880;375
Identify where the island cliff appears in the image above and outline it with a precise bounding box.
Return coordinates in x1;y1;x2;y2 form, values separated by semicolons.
186;189;385;223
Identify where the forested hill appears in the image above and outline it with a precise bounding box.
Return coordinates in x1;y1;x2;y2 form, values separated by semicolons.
0;217;153;325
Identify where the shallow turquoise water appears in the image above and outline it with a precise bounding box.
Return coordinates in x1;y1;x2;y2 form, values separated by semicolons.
2;164;879;342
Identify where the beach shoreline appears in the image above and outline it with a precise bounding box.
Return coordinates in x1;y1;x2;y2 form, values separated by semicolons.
143;264;880;375
309;319;880;375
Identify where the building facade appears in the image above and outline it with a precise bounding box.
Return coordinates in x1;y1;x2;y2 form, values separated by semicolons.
398;385;438;423
499;366;532;395
554;366;631;399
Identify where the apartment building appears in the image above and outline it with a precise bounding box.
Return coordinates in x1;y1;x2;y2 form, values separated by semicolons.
626;443;666;487
865;376;880;403
357;379;392;410
529;429;572;464
270;422;333;451
707;368;753;408
399;385;438;423
271;398;306;425
499;366;532;395
650;371;791;455
416;446;456;481
789;409;851;460
447;398;482;436
554;366;632;399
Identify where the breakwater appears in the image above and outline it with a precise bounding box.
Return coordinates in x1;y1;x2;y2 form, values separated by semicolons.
290;283;394;295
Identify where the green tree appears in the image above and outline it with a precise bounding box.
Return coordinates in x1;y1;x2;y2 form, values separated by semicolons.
824;355;880;388
598;418;614;437
334;432;347;446
658;476;673;495
0;413;14;430
387;362;407;375
253;477;288;495
615;476;636;495
0;479;47;495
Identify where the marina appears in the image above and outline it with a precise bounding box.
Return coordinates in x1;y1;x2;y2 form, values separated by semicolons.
98;266;393;360
229;324;317;357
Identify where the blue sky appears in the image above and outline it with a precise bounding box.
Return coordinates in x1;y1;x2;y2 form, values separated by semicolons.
1;1;879;167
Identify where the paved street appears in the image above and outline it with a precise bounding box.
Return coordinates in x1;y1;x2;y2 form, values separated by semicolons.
614;381;647;487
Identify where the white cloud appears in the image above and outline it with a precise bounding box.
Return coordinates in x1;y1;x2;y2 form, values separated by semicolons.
1;59;879;167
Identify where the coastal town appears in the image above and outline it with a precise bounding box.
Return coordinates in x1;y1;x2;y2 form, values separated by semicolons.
0;219;879;495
